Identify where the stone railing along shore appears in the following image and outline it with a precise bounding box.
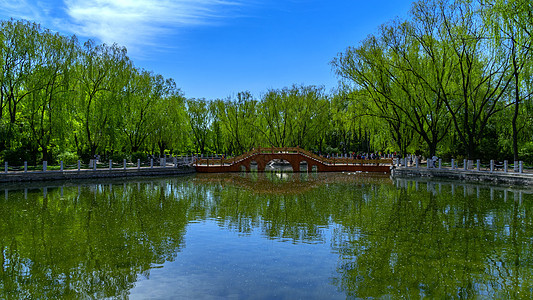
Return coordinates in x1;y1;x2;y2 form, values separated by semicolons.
0;157;196;183
392;157;533;185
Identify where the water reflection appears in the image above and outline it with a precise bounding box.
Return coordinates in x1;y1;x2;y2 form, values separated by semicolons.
192;172;389;195
393;177;529;203
0;174;532;298
0;178;191;299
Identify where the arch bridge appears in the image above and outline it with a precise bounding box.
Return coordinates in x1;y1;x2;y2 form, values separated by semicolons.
195;147;392;173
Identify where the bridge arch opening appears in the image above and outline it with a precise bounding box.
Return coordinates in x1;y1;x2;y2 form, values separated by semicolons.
265;159;293;172
299;161;308;172
250;160;258;172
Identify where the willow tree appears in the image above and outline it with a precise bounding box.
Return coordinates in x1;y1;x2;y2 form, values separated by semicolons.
290;85;330;149
74;40;130;157
26;30;78;162
148;78;187;156
381;16;453;157
437;0;513;159
121;68;158;153
186;98;212;154
481;0;533;161
0;19;41;151
258;89;294;148
215;91;259;154
333;7;457;157
329;92;355;152
209;99;229;155
333;0;517;159
257;85;329;150
332;33;415;157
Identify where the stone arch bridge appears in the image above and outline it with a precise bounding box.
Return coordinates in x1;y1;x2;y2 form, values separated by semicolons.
195;147;392;173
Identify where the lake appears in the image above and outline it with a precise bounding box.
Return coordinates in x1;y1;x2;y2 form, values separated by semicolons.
1;172;532;298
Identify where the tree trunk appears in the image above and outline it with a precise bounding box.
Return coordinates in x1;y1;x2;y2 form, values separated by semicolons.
512;49;520;161
42;147;48;163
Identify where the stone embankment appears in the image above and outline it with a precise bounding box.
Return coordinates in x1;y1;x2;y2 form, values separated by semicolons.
392;166;533;185
0;166;195;183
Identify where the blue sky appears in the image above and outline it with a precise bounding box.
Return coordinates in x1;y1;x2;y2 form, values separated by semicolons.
0;0;413;100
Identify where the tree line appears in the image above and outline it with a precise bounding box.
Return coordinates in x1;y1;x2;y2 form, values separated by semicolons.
2;0;533;165
0;18;368;165
0;19;187;165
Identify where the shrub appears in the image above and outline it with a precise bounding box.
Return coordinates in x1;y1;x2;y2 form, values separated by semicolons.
109;152;127;162
57;151;79;165
324;146;339;154
1;149;31;166
519;142;533;165
131;151;147;163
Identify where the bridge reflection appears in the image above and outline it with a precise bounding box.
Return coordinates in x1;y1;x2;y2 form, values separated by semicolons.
192;172;391;195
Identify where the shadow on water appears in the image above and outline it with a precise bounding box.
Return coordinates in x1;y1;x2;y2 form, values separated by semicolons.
1;175;533;298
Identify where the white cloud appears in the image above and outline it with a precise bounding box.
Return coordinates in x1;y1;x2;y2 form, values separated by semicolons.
64;0;247;53
1;0;249;56
0;0;47;22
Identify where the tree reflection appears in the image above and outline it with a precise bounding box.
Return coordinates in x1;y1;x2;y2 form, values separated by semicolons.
0;179;192;298
1;175;532;298
330;180;533;298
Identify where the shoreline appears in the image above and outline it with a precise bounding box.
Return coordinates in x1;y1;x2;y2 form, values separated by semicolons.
391;166;533;185
0;166;196;183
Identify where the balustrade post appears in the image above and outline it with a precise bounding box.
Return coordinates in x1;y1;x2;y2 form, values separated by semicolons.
60;161;64;171
4;162;7;173
137;159;141;169
124;159;127;170
477;159;480;171
109;160;112;170
490;160;494;173
451;159;455;170
504;160;508;173
24;161;27;172
438;159;442;169
78;160;81;171
93;160;97;171
520;161;523;173
415;157;419;168
150;158;153;168
43;161;47;172
463;159;467;171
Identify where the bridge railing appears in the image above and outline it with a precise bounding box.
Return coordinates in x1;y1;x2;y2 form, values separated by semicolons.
195;147;306;166
295;147;393;165
194;149;260;166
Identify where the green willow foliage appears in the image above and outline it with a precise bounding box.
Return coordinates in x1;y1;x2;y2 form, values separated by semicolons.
332;0;533;160
0;19;187;164
2;0;533;165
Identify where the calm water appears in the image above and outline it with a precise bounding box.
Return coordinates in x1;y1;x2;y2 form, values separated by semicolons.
1;172;533;299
